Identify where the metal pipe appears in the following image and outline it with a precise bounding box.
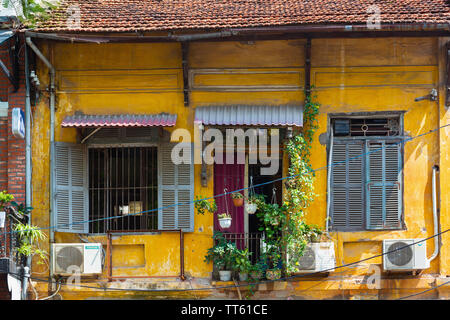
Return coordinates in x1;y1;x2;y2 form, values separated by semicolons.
180;230;185;281
429;165;440;262
21;37;33;301
326;129;334;232
25;37;56;290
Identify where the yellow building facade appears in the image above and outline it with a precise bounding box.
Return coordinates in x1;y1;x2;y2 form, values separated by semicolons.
28;36;450;300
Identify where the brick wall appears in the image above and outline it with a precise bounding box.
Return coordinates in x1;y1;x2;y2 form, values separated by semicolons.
0;34;26;204
0;33;26;301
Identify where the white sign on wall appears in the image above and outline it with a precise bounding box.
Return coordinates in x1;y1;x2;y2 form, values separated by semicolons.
11;107;25;139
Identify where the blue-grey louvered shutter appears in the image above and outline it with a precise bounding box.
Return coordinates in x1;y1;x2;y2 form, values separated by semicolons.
53;142;89;233
330;141;365;231
366;141;402;230
158;142;194;232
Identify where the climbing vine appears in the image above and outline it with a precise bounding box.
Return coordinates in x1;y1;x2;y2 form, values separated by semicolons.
281;90;323;273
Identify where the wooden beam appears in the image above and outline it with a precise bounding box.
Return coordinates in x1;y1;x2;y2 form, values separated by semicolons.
181;42;190;107
305;38;311;97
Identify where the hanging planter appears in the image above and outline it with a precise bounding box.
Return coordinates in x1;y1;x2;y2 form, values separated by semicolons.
245;201;257;214
231;192;244;207
218;213;232;229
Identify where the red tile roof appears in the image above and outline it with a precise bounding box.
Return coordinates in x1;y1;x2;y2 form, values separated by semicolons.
35;0;450;33
61;113;177;127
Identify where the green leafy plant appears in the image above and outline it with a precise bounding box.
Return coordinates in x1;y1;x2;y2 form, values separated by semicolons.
233;248;252;273
194;196;217;215
0;191;14;210
14;222;47;263
256;202;284;241
204;232;237;271
281;90;322;273
217;213;231;219
231;192;243;199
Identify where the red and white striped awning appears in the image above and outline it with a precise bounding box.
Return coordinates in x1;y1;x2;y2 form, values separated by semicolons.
61;113;177;128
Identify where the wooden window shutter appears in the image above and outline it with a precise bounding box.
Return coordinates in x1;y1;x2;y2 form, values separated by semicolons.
158;142;194;232
366;141;402;230
53;142;89;233
330;141;365;231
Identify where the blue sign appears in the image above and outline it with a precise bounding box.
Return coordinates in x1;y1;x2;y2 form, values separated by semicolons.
11;108;25;139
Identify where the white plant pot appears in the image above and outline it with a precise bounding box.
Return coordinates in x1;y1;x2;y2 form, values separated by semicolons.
218;218;232;229
245;202;257;214
219;270;232;281
239;272;248;281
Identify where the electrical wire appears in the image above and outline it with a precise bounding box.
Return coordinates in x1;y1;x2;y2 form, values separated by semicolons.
396;280;450;300
1;122;448;237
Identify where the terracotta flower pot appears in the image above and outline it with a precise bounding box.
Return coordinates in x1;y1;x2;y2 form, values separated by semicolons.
232;198;244;207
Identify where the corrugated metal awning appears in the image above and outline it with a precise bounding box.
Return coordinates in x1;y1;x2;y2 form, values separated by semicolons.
61;113;177;128
194;105;303;127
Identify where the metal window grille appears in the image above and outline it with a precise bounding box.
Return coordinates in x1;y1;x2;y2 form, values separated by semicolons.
89;146;158;233
333;117;400;137
221;232;264;264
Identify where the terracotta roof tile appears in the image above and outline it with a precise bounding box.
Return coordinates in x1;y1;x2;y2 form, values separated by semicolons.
34;0;450;33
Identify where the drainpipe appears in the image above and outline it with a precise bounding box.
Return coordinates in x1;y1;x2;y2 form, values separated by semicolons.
25;37;56;290
429;165;440;262
326;130;334;232
20;38;33;301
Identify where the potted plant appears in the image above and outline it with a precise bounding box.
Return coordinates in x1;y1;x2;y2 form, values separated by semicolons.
264;242;282;281
231;192;244;207
194;196;217;215
248;257;267;281
245;194;264;215
205;235;237;281
217;213;232;229
233;248;252;281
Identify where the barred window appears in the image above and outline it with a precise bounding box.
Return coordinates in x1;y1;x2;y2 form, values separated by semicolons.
88;146;158;233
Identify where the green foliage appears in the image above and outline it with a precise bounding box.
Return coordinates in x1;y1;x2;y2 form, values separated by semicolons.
2;0;57;27
233;248;252;273
231;192;243;199
194;196;217;215
14;222;47;264
246;194;265;204
251;89;322;274
217;213;231;219
0;191;14;210
204;232;237;271
281;89;322;273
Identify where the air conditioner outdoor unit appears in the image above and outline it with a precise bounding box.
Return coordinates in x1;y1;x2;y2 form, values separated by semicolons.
52;243;103;275
289;242;335;273
383;239;429;272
